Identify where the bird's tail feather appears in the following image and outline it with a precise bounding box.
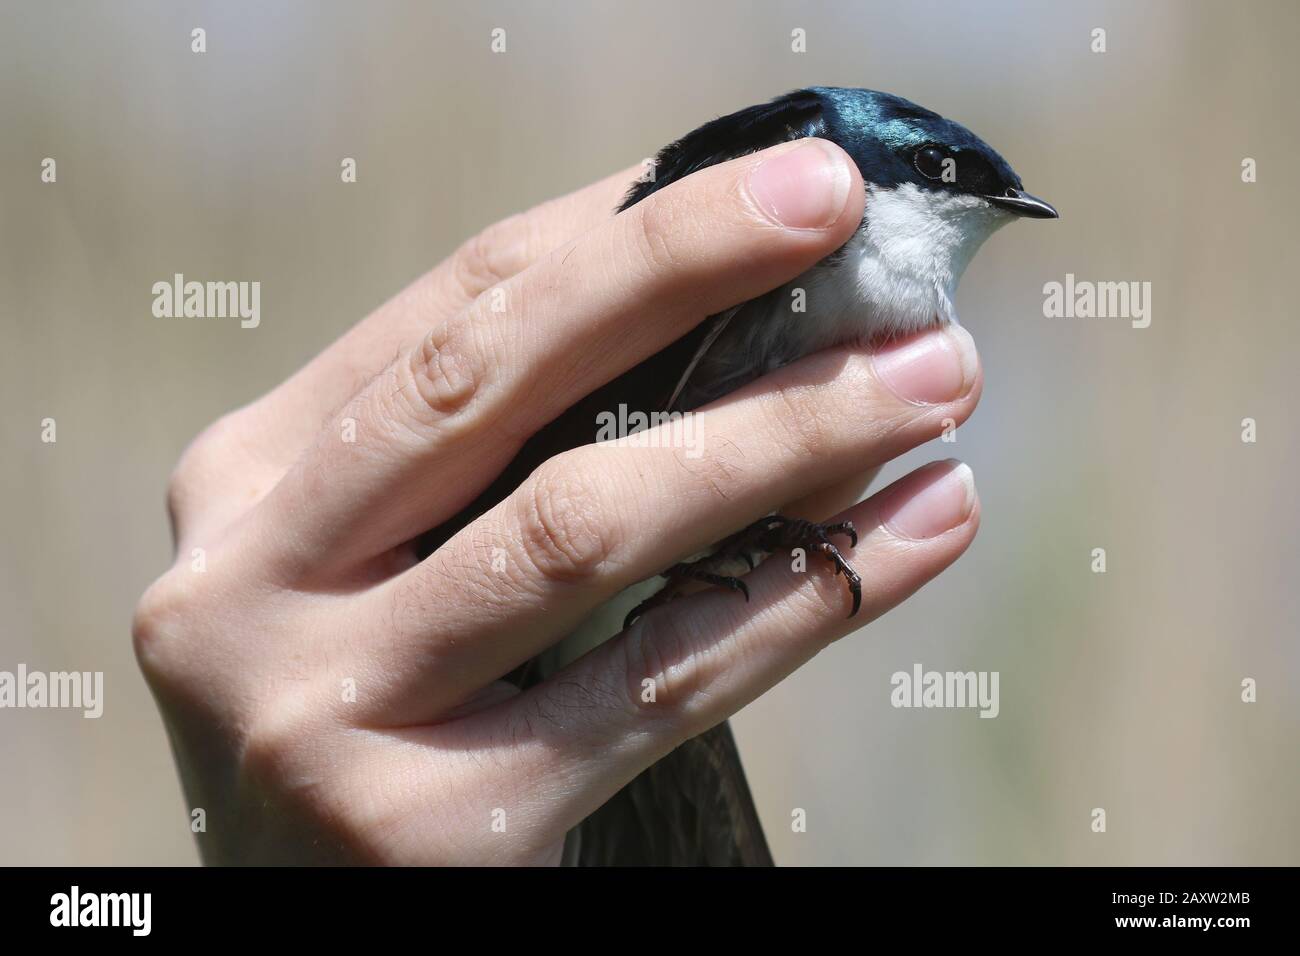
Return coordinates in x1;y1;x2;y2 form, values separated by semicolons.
563;720;774;866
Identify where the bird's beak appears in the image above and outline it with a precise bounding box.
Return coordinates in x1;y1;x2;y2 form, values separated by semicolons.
987;188;1058;219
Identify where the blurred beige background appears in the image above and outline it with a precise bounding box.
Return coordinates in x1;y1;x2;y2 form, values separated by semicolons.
2;0;1297;865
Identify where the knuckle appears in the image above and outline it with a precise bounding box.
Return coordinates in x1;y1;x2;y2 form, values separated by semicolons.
165;408;284;538
515;464;617;586
172;409;252;479
130;570;196;680
166;412;235;516
618;616;702;728
239;695;320;797
450;215;528;298
399;321;487;424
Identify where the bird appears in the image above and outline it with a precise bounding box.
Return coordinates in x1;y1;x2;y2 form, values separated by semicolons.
420;87;1057;865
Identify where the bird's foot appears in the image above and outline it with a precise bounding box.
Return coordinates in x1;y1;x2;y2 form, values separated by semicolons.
623;562;749;630
732;515;862;617
622;514;862;629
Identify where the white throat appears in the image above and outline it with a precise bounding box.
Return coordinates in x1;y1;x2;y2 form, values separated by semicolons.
850;182;1011;335
668;182;1013;411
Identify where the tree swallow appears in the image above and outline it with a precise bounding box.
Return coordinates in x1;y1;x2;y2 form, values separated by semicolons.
424;87;1057;865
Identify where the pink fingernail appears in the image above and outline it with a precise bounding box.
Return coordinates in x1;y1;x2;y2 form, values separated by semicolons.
747;140;853;229
871;326;977;405
881;460;976;540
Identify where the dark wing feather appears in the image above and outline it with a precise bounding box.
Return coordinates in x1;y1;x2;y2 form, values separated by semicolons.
420;92;827;866
619;88;827;211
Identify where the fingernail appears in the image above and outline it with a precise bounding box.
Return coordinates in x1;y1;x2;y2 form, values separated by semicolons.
872;325;977;405
881;460;976;540
747;140;853;229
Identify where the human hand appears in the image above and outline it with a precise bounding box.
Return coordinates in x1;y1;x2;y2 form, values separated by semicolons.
133;139;982;864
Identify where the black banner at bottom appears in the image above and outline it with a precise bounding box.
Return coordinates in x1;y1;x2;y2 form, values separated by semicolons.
0;866;1281;941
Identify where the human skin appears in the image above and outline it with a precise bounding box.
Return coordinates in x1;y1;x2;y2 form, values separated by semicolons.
132;139;983;865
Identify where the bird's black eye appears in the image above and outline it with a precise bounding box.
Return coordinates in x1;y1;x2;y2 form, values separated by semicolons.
914;145;948;181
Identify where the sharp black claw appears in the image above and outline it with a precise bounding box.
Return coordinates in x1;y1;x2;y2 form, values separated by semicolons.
825;520;858;548
784;519;862;617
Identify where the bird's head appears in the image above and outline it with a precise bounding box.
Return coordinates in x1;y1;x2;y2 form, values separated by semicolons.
809;87;1057;332
619;86;1058;337
816;87;1058;220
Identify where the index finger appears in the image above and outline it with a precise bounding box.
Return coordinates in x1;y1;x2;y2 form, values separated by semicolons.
240;163;646;463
